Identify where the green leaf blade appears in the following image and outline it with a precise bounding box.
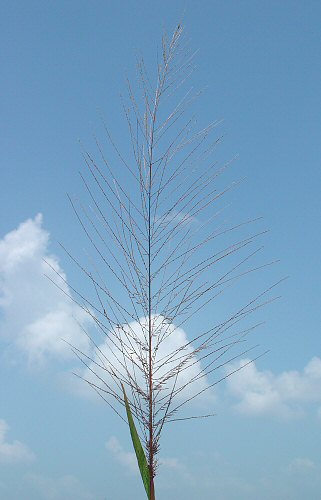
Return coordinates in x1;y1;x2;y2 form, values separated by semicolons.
121;383;150;499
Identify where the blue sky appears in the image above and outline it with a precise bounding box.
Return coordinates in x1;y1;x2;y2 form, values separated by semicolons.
1;2;321;499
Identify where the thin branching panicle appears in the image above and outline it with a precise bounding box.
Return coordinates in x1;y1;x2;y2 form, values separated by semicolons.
57;26;279;500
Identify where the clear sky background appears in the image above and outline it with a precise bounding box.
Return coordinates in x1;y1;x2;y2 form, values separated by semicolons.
1;1;320;499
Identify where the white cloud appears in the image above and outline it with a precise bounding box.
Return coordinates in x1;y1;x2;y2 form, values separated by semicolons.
0;419;35;465
79;314;211;404
226;357;321;418
0;214;92;366
26;473;94;500
0;217;211;411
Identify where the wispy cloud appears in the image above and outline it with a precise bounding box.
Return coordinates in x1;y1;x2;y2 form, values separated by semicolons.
288;457;317;473
0;419;35;465
226;357;321;418
0;214;92;367
105;436;137;473
25;473;94;500
159;456;186;471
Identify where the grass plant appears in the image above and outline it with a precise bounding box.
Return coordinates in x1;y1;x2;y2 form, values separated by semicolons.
53;25;280;499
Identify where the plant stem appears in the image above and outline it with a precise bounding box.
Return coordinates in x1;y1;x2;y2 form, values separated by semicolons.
148;129;155;500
